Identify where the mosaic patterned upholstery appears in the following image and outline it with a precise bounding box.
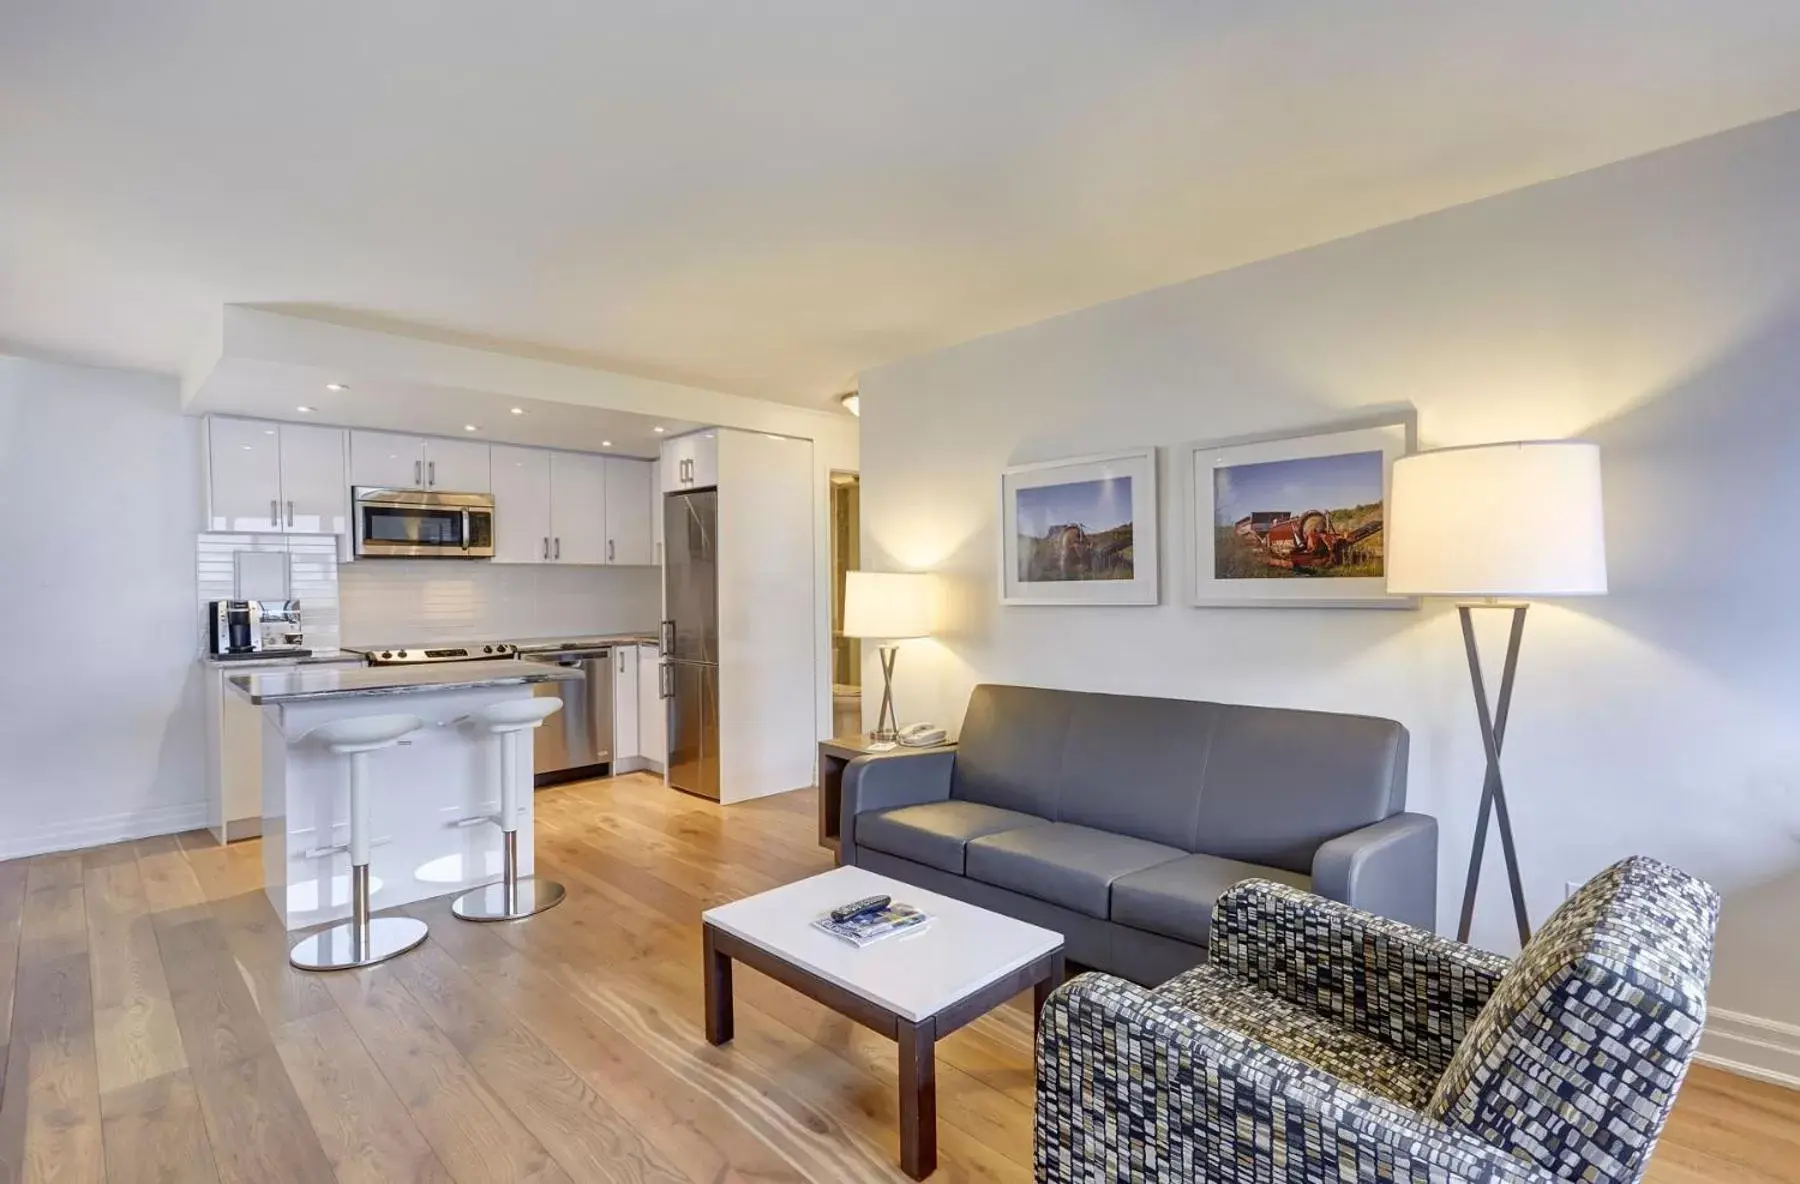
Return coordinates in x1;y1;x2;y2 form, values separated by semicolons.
1035;857;1718;1184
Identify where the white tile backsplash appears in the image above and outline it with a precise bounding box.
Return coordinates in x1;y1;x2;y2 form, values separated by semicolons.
337;560;661;645
197;533;344;652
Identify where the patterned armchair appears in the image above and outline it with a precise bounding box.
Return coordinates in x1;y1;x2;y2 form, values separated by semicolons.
1036;856;1718;1184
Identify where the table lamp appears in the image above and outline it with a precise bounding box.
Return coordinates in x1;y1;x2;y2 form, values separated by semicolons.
842;571;933;746
1387;440;1607;946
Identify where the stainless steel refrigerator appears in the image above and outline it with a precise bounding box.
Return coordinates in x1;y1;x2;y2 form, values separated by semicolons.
662;488;720;799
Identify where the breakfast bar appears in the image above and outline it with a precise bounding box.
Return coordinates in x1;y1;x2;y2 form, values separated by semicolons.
227;659;583;931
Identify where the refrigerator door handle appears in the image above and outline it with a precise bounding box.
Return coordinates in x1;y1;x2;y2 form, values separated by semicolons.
659;660;672;699
659;619;674;654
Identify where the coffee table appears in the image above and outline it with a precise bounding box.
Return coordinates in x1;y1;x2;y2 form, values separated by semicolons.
701;866;1065;1179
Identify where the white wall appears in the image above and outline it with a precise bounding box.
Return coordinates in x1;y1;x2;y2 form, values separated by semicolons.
858;111;1800;1072
0;356;209;857
338;560;661;645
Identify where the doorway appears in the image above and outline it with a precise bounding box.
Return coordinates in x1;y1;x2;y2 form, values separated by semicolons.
829;471;861;738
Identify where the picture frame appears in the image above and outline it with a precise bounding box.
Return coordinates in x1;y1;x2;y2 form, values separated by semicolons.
1184;410;1417;609
1000;447;1159;605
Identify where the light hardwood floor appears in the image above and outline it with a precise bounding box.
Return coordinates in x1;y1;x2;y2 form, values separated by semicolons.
0;772;1794;1183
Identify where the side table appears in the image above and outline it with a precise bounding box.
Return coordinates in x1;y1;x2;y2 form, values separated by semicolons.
816;734;956;859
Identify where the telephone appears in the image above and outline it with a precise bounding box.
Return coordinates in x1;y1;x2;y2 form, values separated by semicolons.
897;723;948;748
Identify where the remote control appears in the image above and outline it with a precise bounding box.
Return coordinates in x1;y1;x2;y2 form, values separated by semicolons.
830;895;891;924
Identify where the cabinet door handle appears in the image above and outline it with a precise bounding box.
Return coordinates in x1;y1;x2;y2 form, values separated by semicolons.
607;539;614;562
270;499;279;526
428;460;436;486
414;459;422;487
542;536;550;560
286;500;294;528
618;650;625;675
554;537;560;560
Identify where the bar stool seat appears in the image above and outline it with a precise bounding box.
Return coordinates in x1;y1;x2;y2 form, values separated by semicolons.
452;698;566;921
289;713;430;971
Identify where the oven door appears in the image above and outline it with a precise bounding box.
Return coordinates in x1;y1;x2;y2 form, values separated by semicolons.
353;488;495;558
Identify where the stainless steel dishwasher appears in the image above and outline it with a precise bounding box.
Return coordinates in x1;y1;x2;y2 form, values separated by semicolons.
517;643;614;784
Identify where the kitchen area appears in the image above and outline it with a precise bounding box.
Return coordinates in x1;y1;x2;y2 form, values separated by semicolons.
197;406;820;934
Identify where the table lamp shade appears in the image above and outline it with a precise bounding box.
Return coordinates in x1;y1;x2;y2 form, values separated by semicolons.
1387;441;1607;598
842;571;933;639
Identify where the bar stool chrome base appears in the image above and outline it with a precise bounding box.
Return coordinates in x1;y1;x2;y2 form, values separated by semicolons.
451;831;566;921
451;877;566;922
289;915;430;971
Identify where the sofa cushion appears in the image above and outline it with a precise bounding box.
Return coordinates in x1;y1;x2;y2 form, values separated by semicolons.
854;801;1047;875
1111;855;1310;946
1157;964;1440;1110
965;823;1185;918
950;684;1074;817
1054;692;1219;849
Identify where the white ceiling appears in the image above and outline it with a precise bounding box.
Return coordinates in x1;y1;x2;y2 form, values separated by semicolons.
5;2;1800;410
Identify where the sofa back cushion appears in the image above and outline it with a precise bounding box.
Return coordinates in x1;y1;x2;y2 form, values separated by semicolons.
950;684;1407;870
1427;857;1718;1184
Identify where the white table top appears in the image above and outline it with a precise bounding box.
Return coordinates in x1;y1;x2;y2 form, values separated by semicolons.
702;866;1063;1023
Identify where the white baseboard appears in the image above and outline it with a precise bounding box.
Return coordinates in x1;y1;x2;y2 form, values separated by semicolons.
0;801;210;862
1698;1007;1800;1090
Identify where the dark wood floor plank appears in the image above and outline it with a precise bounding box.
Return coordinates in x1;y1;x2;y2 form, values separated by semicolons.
99;1068;221;1184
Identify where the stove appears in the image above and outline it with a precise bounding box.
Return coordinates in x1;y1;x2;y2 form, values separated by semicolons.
343;641;518;666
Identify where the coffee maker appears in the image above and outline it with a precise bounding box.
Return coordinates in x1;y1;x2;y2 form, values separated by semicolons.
207;600;309;659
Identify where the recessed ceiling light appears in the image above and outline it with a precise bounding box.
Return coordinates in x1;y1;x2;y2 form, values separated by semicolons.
325;382;349;392
295;405;314;413
464;424;479;432
652;426;665;433
601;440;613;447
509;407;524;415
264;429;276;435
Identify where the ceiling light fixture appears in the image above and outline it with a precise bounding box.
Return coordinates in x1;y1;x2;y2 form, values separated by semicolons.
295;405;314;413
509;407;524;415
840;391;860;417
601;440;613;447
653;426;665;433
325;382;349;392
463;424;479;432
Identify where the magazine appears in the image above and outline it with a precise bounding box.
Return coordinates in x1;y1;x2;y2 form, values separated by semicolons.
812;902;931;948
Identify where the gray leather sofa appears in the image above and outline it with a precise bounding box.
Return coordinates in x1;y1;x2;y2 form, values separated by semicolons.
840;683;1436;985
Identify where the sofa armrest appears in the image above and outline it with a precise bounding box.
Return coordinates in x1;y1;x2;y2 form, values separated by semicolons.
1312;810;1439;930
1207;880;1510;1078
1037;973;1552;1184
838;750;955;866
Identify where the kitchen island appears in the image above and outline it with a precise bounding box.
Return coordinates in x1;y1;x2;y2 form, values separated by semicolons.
227;660;583;931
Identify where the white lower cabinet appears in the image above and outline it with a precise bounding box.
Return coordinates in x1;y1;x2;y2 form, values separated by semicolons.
638;645;665;773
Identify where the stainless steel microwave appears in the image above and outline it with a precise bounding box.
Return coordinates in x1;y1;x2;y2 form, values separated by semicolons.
352;487;495;558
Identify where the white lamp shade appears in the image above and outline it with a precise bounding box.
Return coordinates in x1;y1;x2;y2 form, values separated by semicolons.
842;571;933;639
1387;441;1607;598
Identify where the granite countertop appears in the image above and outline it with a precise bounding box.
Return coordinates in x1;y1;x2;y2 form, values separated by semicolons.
202;650;364;670
506;631;661;652
227;659;584;705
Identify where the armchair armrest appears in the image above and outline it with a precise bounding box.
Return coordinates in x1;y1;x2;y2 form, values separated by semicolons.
1312;810;1439;930
1037;973;1552;1184
1208;880;1510;1078
838;750;955;866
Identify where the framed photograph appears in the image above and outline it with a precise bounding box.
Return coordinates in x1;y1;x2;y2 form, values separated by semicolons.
1000;447;1158;605
1185;410;1417;608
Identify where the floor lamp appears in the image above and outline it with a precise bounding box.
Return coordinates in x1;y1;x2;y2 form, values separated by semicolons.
841;571;933;747
1387;441;1608;946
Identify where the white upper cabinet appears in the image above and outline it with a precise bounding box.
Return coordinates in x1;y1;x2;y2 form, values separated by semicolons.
423;437;491;492
660;431;718;492
349;431;490;492
207;416;345;535
489;445;553;563
549;451;608;564
604;457;654;565
349;430;429;489
207;417;284;531
277;422;348;535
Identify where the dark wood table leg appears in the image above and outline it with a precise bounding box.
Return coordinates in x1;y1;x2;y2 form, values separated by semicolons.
1033;951;1066;1039
703;924;734;1045
897;1016;937;1180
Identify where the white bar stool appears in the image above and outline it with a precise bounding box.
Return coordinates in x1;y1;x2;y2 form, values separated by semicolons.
289;713;430;971
452;698;567;922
